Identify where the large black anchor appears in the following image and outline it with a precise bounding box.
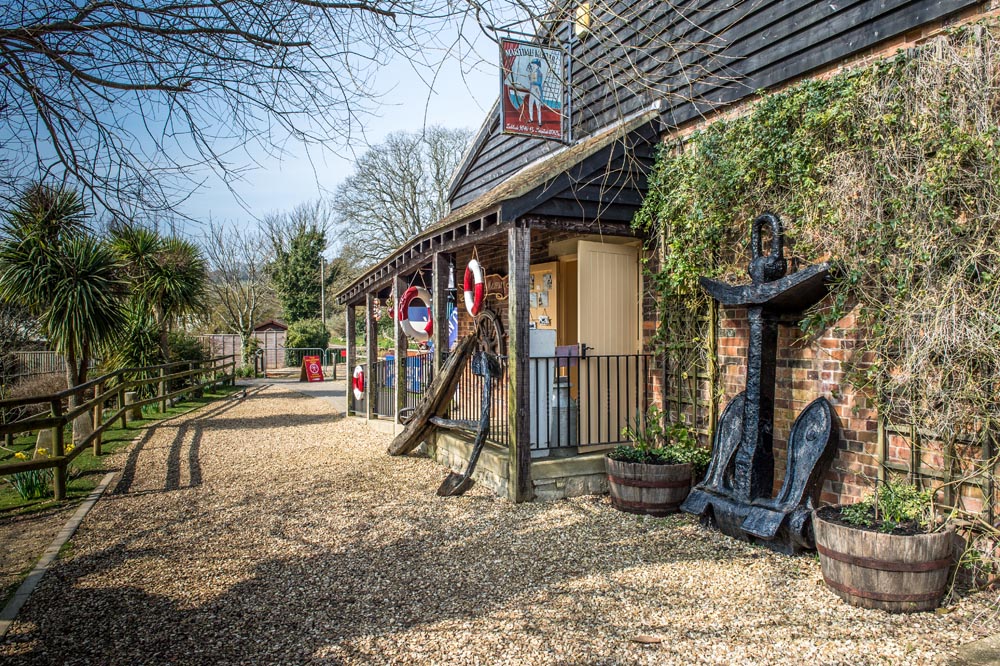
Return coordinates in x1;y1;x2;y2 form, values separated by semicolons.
433;349;502;496
681;212;837;554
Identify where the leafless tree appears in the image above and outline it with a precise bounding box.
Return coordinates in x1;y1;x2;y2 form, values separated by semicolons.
203;222;273;362
0;0;469;217
0;0;728;221
332;126;473;264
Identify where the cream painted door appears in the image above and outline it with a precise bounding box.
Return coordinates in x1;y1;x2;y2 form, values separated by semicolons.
576;241;641;446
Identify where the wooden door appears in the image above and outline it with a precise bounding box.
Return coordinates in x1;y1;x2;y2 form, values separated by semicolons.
577;241;641;446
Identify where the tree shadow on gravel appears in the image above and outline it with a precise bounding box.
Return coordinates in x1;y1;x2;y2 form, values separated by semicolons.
114;390;266;496
0;494;730;666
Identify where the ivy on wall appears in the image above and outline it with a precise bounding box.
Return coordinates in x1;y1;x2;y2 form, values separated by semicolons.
636;21;1000;438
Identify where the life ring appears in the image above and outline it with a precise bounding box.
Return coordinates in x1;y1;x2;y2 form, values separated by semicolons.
352;365;365;400
398;286;433;342
464;259;486;316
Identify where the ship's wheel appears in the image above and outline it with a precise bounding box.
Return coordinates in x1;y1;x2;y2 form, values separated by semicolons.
474;308;505;356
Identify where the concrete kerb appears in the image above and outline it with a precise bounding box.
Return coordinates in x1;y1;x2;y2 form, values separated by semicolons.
0;471;116;639
0;386;254;640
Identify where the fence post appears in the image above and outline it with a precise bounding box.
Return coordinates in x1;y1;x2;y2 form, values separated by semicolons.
92;382;103;456
159;367;167;413
119;386;127;427
51;398;66;501
229;354;235;386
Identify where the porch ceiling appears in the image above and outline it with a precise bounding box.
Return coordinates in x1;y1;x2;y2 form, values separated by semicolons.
336;106;662;306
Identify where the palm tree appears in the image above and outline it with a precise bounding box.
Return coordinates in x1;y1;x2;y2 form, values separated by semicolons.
111;225;207;360
0;183;127;400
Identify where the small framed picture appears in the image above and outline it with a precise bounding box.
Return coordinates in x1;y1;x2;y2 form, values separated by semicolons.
529;292;538;308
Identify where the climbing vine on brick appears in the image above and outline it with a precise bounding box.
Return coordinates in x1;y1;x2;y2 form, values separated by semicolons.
636;21;1000;439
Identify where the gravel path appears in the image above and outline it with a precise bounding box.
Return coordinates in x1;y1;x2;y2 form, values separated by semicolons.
1;383;997;665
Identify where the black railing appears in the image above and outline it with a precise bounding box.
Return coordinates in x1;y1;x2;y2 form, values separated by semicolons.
371;357;394;418
403;351;434;411
529;353;651;452
449;354;509;448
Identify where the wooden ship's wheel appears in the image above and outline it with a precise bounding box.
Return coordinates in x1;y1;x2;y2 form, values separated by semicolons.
474;308;505;356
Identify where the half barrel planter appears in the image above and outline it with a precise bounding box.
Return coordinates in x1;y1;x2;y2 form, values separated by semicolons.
605;458;692;517
813;507;955;613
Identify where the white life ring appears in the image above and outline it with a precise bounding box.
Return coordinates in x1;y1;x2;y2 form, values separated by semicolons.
352;365;365;400
398;286;433;342
464;259;486;316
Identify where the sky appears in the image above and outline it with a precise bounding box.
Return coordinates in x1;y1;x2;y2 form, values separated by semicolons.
178;37;501;227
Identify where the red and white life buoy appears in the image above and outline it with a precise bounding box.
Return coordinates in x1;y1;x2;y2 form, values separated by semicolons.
464;259;486;316
398;286;433;342
352;365;365;400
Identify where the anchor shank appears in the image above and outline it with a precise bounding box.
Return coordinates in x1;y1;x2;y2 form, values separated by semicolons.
733;305;777;502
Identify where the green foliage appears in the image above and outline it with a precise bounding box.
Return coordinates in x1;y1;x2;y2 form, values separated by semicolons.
840;477;935;533
166;331;208;391
635;24;1000;437
610;405;709;476
168;331;207;364
0;183;127;384
111;225;208;359
286;318;330;350
6;468;53;500
268;220;328;324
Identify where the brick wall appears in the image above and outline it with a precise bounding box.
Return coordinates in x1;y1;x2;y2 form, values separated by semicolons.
716;305;877;505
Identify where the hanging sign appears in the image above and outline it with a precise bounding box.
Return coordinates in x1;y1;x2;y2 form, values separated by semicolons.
500;39;567;141
300;355;324;382
486;274;509;301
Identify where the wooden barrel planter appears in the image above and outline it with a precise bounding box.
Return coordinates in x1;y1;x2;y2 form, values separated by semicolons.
605;457;692;517
813;507;954;613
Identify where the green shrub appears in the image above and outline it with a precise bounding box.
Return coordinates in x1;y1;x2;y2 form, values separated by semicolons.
840;477;934;532
167;331;208;391
284;318;329;365
609;405;711;478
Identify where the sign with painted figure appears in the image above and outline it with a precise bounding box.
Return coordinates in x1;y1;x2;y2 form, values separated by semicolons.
500;39;566;141
301;355;324;382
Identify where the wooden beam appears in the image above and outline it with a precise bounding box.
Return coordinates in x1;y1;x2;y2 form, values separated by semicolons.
507;225;533;503
365;293;378;421
345;304;357;416
393;276;407;424
432;252;452;375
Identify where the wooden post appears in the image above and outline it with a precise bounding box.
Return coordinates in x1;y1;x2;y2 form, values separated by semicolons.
51;399;65;501
507;225;533;503
707;298;719;438
432;252;452;375
346;304;357;416
92;382;103;456
159;367;167;414
365;293;378;420
119;387;127;427
393;276;407;424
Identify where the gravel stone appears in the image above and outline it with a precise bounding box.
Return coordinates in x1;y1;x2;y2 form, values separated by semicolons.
1;383;997;665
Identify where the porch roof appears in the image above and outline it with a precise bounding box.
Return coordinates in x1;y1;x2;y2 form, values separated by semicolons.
336;105;662;306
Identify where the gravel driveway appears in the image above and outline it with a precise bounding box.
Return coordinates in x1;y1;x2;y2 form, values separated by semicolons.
1;384;996;665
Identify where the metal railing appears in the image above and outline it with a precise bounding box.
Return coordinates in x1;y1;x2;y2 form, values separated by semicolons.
371;357;394;418
449;354;509;448
528;353;652;452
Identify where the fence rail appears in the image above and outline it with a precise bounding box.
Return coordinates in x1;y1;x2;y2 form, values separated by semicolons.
0;355;237;500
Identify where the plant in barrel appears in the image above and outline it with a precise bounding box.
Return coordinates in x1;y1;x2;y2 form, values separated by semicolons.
605;405;710;516
813;477;955;613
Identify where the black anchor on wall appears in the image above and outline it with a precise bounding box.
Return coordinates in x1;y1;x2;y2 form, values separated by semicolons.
681;212;837;554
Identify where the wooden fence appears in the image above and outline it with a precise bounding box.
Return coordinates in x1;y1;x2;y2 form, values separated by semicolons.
0;355;237;500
